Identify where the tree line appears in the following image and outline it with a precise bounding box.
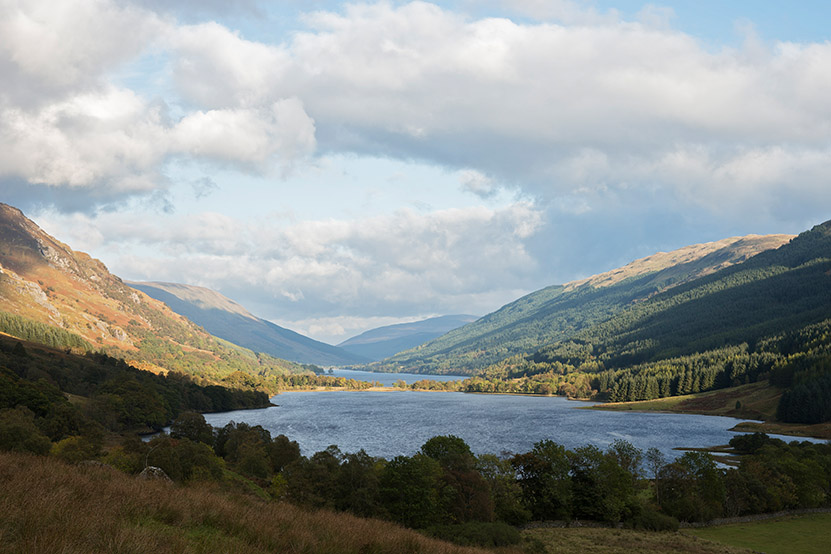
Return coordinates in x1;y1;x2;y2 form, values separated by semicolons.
72;416;831;545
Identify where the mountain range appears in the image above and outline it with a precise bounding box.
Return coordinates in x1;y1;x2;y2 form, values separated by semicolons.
337;314;478;361
128;281;370;366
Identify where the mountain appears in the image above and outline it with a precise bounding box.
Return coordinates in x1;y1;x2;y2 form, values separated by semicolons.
494;219;831;418
0;203;305;384
376;234;794;374
128;281;369;366
337;315;478;361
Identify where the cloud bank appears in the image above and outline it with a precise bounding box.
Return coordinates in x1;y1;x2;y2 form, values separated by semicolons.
4;1;831;341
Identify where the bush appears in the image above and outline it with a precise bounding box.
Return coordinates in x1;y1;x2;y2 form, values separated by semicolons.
629;508;679;531
425;521;521;547
0;407;51;455
51;435;100;464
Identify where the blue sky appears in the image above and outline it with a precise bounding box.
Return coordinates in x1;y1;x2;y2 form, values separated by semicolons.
3;1;831;343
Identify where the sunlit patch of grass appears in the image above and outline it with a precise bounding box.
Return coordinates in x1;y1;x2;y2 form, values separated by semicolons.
522;527;752;554
685;513;831;554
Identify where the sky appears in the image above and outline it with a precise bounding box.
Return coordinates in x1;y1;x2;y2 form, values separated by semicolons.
2;0;831;344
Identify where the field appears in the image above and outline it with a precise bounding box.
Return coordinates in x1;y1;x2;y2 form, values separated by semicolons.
685;513;831;554
590;382;831;440
522;527;749;554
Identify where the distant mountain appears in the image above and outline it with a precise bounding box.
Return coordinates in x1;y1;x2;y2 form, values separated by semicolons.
376;234;794;374
337;315;478;361
128;281;370;366
0;203;305;383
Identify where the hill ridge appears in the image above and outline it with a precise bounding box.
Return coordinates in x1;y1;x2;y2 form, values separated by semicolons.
0;203;307;382
127;280;369;366
376;233;794;374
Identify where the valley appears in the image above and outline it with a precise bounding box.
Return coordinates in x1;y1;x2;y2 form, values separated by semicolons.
3;202;831;553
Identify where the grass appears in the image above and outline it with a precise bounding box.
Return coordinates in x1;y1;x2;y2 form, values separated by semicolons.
685;513;831;554
589;381;831;440
0;451;502;554
521;527;751;554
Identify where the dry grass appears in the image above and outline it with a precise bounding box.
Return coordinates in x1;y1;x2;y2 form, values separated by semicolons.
0;452;503;554
522;527;752;554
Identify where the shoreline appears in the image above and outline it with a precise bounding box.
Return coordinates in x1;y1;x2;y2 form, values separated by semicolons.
277;384;830;440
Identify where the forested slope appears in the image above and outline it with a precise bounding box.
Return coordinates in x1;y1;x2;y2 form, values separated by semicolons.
462;221;831;423
377;234;791;374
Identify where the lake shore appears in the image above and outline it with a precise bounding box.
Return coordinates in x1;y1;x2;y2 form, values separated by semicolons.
587;382;831;440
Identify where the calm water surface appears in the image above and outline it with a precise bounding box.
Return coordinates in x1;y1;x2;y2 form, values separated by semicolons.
201;369;797;460
324;368;462;385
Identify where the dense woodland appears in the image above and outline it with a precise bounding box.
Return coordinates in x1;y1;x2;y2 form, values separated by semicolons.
5;319;830;545
0;333;271;454
377;236;792;375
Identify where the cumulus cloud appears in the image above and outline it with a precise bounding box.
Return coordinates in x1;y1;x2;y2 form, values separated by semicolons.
0;0;164;106
459;169;499;199
6;0;831;223
7;1;831;340
0;0;316;204
177;1;828;222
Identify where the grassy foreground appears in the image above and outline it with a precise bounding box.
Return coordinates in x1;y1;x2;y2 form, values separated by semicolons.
685;513;831;554
522;527;750;554
0;452;496;554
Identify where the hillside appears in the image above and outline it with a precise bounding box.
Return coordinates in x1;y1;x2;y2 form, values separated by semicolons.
0;203;307;384
128;281;369;366
338;314;478;361
533;219;831;368
0;452;488;554
377;234;792;374
448;220;831;424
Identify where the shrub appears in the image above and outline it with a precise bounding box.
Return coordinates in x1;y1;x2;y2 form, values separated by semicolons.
629;508;679;532
425;521;521;547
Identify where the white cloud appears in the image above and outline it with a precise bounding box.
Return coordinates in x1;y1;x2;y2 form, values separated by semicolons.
6;1;831;223
0;0;164;105
8;1;831;341
170;21;291;109
171;99;316;167
33;202;544;341
459;169;498;199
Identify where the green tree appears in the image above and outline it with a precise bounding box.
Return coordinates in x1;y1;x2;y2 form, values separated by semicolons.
512;440;572;520
170;411;214;446
380;454;444;528
0;407;51;455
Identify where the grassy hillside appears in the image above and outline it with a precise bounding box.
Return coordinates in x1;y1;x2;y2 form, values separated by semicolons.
686;513;831;554
0;451;491;554
128;281;369;366
376;235;791;375
0;203;309;384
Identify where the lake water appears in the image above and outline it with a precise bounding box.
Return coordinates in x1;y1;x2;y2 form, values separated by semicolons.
326;368;462;386
201;370;809;460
